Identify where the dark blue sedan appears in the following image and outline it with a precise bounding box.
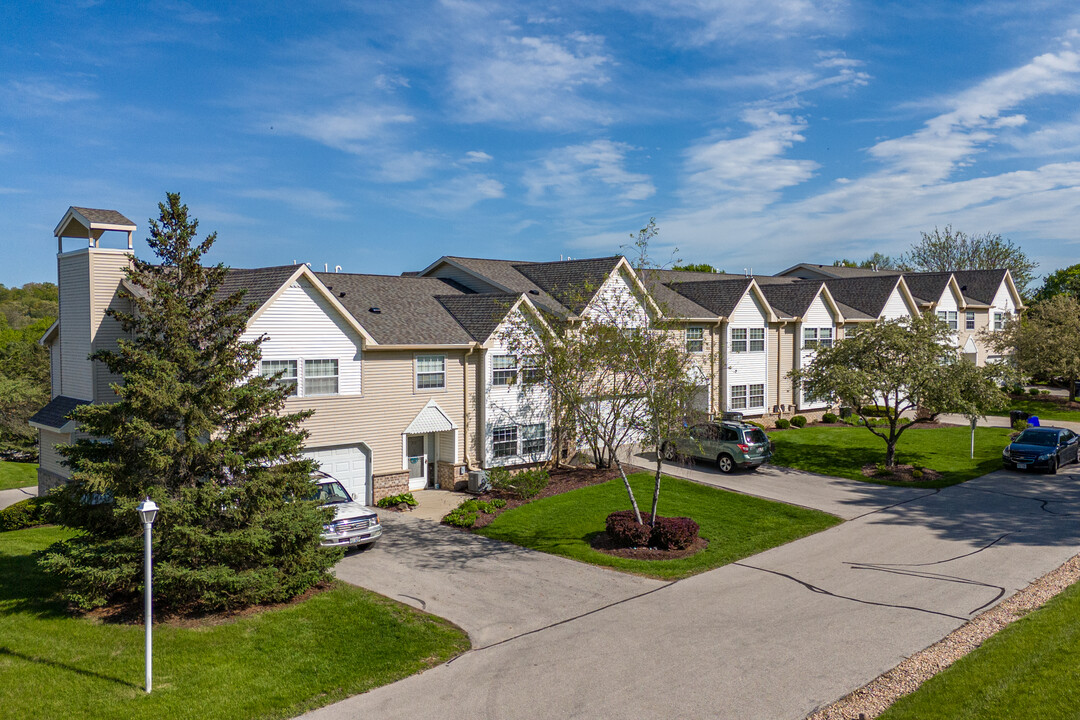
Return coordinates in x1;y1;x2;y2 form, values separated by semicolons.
1002;427;1080;474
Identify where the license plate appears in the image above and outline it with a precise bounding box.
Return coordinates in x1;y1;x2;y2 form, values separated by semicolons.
1017;463;1027;469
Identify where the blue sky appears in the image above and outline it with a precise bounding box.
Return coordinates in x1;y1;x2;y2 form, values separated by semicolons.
3;1;1080;287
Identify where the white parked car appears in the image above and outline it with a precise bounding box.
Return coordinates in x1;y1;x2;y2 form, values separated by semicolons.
312;471;382;549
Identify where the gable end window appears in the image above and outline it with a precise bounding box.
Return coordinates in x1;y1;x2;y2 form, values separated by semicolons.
993;312;1007;330
818;328;833;348
749;328;765;352
731;328;747;353
261;360;297;396
492;355;518;386
937;310;958;330
521;356;542;384
304;359;339;396
686;326;704;353
966;311;976;330
417;355;446;390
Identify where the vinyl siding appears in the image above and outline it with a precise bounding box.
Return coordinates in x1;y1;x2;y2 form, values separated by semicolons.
776;324;796;407
58;251;92;401
292;350;467;477
244;278;363;396
880;286;913;321
50;342;61;398
797;294;837;409
583;270;649;327
89;250;133;402
725;291;768;414
38;429;70;477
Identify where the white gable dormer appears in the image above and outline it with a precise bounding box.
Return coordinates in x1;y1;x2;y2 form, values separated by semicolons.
726;287;770;415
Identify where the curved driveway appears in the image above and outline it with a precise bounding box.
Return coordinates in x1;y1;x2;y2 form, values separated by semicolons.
312;460;1080;720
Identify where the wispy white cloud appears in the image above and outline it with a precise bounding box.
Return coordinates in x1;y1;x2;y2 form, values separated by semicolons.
406;173;505;213
272;105;416;154
449;32;613;128
524;139;655;205
0;78;97;116
240;187;348;219
463;150;493;163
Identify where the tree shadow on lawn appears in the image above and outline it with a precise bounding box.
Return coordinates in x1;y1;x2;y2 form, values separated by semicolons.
0;551;69;619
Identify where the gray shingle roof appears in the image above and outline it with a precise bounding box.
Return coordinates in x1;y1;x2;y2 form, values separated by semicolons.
436;293;521;342
822;275;905;318
218;266;300;316
952;269;1009;305
658;277;754;318
776;262;897;279
756;281;827;319
29;396;90;430
71;206;136;227
901;272;954;305
315;273;475;345
637;269;718;318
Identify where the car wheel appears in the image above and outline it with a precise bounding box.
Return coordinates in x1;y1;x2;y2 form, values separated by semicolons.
1049;457;1058;475
661;442;677;461
717;454;735;474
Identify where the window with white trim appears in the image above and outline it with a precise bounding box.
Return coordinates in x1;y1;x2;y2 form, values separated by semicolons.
937;310;958;330
966;311;976;330
993;312;1006;330
492;426;518;459
522;423;547;455
261;360;297;396
731;328;747;353
730;384;748;409
749;383;765;408
521;356;542;385
304;359;339;396
416;354;446;389
686;326;704;353
492;355;517;386
749;327;765;352
818;328;833;348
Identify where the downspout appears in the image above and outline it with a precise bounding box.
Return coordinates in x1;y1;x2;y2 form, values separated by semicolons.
713;318;724;417
464;342;479;470
777;321;788;413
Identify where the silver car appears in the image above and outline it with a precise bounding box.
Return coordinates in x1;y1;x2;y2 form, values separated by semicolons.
313;472;382;549
661;421;773;473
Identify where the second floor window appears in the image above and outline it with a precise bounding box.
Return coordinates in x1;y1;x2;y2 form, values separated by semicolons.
261;360;297;396
521;356;542;384
731;328;747;353
686;326;704;353
492;355;517;386
304;359;339;396
994;312;1007;330
417;354;446;389
749;327;765;352
966;311;976;330
937;310;958;330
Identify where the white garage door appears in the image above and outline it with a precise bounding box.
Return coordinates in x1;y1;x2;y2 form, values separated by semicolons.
305;444;370;506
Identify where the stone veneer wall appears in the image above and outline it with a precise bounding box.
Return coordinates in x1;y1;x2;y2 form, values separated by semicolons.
436;461;464;491
37;468;68;496
372;471;408;503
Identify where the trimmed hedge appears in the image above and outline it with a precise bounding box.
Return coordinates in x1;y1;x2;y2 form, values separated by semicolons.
775;418;791;429
821;412;838;424
0;496;49;532
790;415;807;428
605;510;701;550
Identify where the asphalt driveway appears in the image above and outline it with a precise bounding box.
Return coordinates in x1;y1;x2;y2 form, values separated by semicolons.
0;485;36;511
314;463;1080;720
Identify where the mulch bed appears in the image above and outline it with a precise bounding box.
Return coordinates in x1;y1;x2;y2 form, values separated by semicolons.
590;531;708;560
861;463;942;483
84;580;337;628
467;465;623;530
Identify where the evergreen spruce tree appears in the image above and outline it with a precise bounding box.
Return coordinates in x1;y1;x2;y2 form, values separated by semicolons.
41;193;339;613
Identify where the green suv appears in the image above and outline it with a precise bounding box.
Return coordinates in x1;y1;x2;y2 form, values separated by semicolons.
660;421;773;473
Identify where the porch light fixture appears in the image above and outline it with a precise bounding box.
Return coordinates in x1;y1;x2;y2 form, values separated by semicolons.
136;497;159;693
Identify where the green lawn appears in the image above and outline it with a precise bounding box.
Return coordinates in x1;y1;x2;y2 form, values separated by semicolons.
0;526;469;720
476;472;841;580
989;396;1080;423
0;461;36;491
770;425;1014;488
880;579;1080;720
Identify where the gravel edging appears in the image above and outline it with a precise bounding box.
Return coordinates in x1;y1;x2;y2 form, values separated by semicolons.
807;552;1080;720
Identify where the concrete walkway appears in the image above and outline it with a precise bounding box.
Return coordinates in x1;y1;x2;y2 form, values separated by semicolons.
939;412;1080;433
310;461;1080;720
0;485;37;511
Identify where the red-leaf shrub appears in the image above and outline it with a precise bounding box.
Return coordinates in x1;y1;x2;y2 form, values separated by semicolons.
605;510;652;547
650;516;700;550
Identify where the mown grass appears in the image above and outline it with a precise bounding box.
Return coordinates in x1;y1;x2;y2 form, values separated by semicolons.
476;472;841;580
0;526;469;720
0;461;36;492
881;579;1080;720
769;425;1014;488
989;395;1080;423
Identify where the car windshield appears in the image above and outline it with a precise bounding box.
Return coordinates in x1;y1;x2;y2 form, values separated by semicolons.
313;480;352;504
744;429;768;445
1015;431;1057;447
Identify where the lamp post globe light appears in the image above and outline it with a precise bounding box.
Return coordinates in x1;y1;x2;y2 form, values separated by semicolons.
136;497;159;694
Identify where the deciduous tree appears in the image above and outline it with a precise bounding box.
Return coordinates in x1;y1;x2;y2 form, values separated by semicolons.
985;294;1080;403
899;226;1037;296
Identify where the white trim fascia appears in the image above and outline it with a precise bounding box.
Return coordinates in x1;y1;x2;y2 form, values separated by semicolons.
370;343;477;351
1002;269;1026;311
746;279;779;323
54;207;136;237
39;320;59;346
945;274;967;311
893;277;922;317
480;294;558;349
29;419;78;433
816;284;845;324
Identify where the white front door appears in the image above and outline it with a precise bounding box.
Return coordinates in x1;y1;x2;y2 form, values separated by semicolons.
407;435;427;491
305;444;370;505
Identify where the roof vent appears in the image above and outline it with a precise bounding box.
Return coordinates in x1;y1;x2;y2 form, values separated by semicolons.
529;289;540;295
369;306;381;313
960;285;968;291
339;292;346;298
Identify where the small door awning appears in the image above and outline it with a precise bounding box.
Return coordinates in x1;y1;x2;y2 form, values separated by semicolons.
404;399;457;434
963;336;978;354
28;395;90;433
